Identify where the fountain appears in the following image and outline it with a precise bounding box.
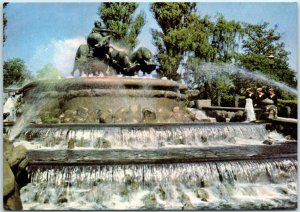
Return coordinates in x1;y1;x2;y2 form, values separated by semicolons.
4;22;297;210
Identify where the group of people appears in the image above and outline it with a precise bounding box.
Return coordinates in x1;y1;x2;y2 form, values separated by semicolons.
245;87;278;108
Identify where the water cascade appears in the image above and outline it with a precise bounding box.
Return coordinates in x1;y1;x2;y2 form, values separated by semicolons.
18;123;268;149
7;24;297;210
22;159;297;210
14;75;297;210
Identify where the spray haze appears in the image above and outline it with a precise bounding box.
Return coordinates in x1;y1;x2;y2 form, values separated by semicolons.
184;62;297;96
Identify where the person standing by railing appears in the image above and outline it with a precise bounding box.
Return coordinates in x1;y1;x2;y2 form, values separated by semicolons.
244;88;256;122
254;88;267;108
245;88;256;104
268;88;278;106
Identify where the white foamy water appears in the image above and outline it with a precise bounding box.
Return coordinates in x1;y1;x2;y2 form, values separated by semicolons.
16;122;296;210
21;159;297;210
15;123;274;150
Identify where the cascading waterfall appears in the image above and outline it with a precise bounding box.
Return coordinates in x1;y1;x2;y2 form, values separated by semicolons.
21;159;297;210
29;159;297;187
17;123;271;149
8;65;296;210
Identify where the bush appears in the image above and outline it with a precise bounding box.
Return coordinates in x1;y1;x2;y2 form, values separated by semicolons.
221;95;235;107
220;96;298;119
221;95;246;107
277;99;297;118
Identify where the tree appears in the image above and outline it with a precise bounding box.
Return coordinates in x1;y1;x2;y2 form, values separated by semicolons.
210;15;244;63
188;15;215;62
151;2;196;80
98;3;145;50
3;58;32;87
182;14;245;99
183;14;243;64
238;22;296;87
35;64;63;80
183;59;235;104
3;2;8;44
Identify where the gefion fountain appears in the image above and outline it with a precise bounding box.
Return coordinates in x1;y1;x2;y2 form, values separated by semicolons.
9;23;297;210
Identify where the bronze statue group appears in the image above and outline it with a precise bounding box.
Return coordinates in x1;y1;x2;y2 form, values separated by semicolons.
72;21;156;77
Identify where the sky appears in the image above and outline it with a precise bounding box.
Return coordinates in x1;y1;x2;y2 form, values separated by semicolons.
2;2;298;77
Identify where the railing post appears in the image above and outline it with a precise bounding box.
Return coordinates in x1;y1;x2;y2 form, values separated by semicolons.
235;94;240;108
217;90;222;107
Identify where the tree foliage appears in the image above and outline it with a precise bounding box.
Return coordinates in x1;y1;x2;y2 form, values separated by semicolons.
98;2;145;50
151;2;196;80
238;22;296;87
3;58;32;87
187;15;215;62
150;6;246;79
184;59;236;104
210;15;244;63
186;14;244;63
3;2;8;44
35;64;63;80
182;17;296;100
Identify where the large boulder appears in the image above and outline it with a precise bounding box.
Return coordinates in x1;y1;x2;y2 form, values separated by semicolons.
3;158;15;197
4;182;23;210
127;105;142;123
3;136;29;210
60;109;77;123
97;109;113;123
6;145;27;167
75;106;89;122
114;107;129;123
172;106;192;122
156;108;173;123
142;108;157;123
231;111;246;122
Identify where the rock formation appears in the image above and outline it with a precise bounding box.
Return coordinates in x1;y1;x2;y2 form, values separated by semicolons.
3;136;29;210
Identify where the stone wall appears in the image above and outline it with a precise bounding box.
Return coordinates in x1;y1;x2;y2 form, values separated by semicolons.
205;110;246;122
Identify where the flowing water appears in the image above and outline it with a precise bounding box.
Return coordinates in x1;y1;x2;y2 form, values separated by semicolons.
21;159;297;210
9;71;296;210
17;121;297;210
15;123;277;150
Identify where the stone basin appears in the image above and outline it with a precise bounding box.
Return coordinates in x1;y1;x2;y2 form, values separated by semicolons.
20;77;193;124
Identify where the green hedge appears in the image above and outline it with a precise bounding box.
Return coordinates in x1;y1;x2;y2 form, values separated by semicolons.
219;95;297;118
221;95;246;107
277;99;298;119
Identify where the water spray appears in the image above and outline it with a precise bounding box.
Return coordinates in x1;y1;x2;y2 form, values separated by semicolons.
184;62;297;97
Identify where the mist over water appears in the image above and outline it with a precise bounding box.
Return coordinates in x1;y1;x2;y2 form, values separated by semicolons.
8;84;59;141
184;62;297;96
